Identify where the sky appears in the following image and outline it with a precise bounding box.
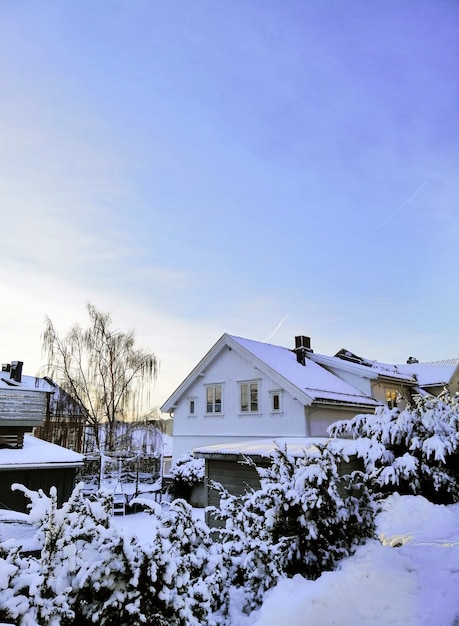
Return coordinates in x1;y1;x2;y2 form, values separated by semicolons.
1;1;458;410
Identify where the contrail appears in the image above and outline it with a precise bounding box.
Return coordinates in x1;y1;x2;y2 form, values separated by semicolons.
264;313;290;342
374;182;427;231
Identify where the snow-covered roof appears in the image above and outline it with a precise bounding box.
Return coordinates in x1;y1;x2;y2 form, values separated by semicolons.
395;360;459;388
161;333;459;413
0;434;83;469
231;336;379;407
308;351;417;384
193;437;358;459
161;333;378;412
311;351;459;389
0;373;54;393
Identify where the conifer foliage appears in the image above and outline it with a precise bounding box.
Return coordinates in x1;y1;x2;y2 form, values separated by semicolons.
212;444;376;611
0;485;228;626
329;393;459;504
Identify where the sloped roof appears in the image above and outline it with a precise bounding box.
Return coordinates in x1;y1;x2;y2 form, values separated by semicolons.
395;359;459;388
0;373;54;393
231;335;378;407
309;351;417;384
161;333;378;412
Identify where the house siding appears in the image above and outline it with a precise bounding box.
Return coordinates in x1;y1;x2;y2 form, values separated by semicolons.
172;346;307;461
0;390;47;426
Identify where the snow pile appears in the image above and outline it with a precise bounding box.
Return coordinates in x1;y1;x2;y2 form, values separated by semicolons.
243;494;459;626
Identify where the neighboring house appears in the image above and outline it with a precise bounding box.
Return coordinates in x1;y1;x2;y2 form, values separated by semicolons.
0;361;83;512
161;334;459;463
34;377;87;452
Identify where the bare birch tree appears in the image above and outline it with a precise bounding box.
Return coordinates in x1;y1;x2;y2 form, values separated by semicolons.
42;303;159;453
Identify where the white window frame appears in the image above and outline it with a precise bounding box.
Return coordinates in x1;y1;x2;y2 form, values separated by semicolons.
188;397;197;416
239;380;260;414
205;384;223;414
269;390;283;413
385;389;399;409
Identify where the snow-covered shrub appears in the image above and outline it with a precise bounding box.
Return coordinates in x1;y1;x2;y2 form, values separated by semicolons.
212;444;375;611
0;539;37;624
0;483;228;626
169;453;205;501
138;497;229;623
329;393;459;504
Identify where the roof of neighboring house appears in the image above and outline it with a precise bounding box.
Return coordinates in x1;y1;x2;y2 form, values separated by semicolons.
395;360;459;388
161;333;379;412
0;433;84;470
0;374;54;393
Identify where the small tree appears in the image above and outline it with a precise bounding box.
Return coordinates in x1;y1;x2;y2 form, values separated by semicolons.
42;303;159;453
212;444;375;611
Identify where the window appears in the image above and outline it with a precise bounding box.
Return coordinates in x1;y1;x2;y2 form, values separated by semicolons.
240;381;259;413
386;389;398;409
270;390;282;412
206;385;222;413
188;398;196;415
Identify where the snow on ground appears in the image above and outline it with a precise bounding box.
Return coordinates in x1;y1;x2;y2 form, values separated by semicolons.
113;495;459;626
244;494;459;626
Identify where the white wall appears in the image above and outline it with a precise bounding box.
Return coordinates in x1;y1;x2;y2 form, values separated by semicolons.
172;345;307;461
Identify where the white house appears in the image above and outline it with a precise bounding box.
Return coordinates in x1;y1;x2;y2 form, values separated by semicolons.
161;334;459;463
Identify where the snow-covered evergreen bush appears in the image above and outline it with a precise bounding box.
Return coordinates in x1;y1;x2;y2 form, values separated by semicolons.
212;443;375;611
0;483;228;626
329;392;459;504
169;453;205;501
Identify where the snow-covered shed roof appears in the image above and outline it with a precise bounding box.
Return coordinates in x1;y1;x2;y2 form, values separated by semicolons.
193;437;358;461
0;434;83;470
161;333;378;412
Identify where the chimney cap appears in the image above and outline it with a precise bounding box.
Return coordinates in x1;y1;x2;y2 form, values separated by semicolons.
294;336;312;351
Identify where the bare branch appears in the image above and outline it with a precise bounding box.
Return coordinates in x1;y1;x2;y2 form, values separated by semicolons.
41;303;159;453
